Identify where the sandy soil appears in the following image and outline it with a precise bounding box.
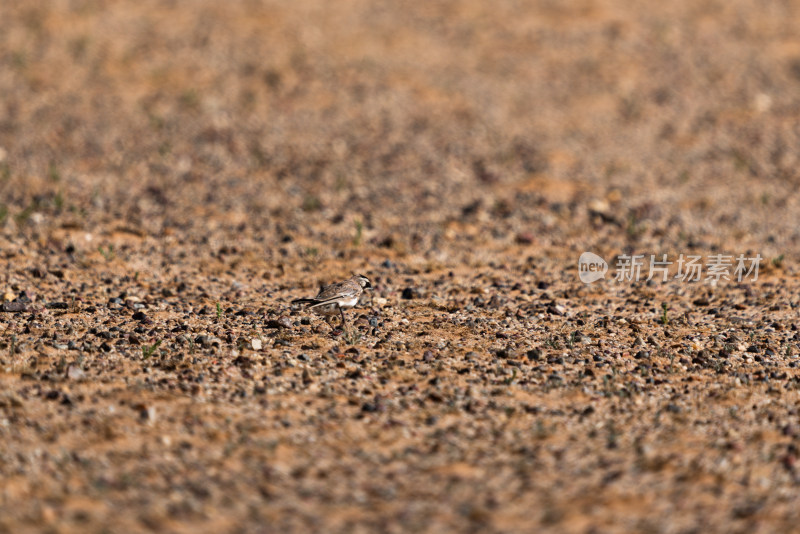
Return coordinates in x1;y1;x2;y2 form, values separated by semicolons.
1;1;800;532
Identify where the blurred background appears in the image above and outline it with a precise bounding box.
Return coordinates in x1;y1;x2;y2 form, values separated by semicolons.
1;0;798;269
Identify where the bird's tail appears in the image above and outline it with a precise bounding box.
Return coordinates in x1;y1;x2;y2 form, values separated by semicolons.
291;298;316;305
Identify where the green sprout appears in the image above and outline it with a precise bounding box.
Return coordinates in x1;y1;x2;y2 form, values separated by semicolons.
353;219;363;246
98;245;114;261
48;162;61;183
142;340;162;359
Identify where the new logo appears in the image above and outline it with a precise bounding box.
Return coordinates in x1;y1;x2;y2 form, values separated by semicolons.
579;252;608;284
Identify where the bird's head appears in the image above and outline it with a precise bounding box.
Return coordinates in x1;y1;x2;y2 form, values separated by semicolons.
354;274;372;289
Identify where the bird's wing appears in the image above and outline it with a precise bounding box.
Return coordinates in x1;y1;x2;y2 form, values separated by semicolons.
313;280;358;301
306;298;345;310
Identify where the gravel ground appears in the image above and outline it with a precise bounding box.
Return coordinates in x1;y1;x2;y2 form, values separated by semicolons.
1;1;800;532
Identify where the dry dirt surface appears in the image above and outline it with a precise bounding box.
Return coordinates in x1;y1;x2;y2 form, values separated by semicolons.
1;1;800;533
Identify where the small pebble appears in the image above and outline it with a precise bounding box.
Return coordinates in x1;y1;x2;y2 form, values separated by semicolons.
66;365;86;380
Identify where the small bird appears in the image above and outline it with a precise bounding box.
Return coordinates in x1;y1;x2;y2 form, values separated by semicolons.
291;274;372;329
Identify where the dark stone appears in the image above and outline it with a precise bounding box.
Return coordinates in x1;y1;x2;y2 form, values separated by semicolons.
526;349;542;361
1;302;29;312
516;232;535;245
266;316;292;329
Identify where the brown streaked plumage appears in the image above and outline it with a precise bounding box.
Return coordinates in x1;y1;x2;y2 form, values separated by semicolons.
291;274;372;328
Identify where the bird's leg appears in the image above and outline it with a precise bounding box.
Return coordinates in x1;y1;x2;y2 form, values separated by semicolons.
339;304;347;330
